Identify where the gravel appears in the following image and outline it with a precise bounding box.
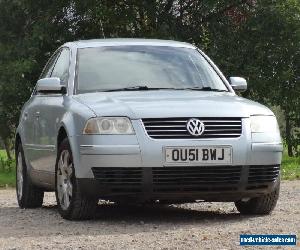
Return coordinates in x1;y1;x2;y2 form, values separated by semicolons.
0;181;299;249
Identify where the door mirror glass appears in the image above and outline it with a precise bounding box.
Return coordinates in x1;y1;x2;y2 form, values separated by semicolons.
229;77;247;92
36;77;66;94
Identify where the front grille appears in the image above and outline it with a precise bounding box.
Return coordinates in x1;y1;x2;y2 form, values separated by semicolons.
246;165;280;190
142;117;242;139
152;166;241;192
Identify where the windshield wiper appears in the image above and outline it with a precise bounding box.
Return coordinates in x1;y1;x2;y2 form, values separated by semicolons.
184;86;229;92
101;86;150;92
101;86;182;92
99;85;228;92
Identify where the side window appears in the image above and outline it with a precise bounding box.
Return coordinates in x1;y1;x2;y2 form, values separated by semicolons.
40;51;61;79
32;51;61;95
51;48;70;85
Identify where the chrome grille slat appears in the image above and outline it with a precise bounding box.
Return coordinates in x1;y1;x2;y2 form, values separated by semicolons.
148;133;241;137
205;124;241;127
145;125;187;128
143;121;187;124
142;117;242;139
147;129;187;132
199;121;241;123
202;129;241;132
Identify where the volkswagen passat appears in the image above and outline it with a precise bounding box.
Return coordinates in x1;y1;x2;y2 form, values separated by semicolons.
15;39;282;220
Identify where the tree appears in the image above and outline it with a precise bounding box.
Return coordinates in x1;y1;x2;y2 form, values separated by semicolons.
205;0;300;156
0;0;74;158
0;0;299;157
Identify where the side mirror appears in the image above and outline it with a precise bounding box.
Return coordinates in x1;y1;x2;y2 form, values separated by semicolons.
36;77;66;94
229;77;247;92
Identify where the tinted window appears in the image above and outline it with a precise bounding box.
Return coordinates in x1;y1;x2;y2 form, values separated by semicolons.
76;46;227;93
51;48;70;85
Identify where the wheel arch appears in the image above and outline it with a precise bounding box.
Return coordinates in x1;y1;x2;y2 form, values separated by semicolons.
57;126;69;151
56;123;81;178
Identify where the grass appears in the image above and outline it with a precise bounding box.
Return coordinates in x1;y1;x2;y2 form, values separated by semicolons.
0;150;7;158
0;169;15;187
0;148;299;188
281;151;300;180
0;150;16;188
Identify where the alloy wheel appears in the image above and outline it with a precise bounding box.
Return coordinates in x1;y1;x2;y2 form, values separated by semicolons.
57;150;73;210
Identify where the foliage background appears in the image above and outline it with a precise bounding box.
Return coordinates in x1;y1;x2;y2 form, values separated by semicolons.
0;0;299;161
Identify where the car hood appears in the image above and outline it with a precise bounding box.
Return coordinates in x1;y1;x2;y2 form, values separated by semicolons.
73;91;273;119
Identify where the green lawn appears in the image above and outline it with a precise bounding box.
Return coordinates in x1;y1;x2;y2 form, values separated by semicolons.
0;149;299;188
281;151;300;180
0;150;16;188
0;169;15;187
0;150;7;158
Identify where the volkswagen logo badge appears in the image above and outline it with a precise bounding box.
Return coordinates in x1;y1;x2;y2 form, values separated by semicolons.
186;118;205;136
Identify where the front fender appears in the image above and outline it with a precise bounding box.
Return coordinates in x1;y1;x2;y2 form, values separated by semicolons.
58;98;95;178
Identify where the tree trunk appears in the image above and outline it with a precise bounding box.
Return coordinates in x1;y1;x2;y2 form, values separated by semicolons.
285;114;294;157
3;138;12;160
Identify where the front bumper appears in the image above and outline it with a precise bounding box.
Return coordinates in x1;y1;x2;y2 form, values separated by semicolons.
77;165;280;202
73;119;282;201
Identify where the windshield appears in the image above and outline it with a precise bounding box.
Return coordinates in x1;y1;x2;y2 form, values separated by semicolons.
76;46;228;93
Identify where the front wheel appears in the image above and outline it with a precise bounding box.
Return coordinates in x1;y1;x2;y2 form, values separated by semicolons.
55;138;98;220
235;181;280;215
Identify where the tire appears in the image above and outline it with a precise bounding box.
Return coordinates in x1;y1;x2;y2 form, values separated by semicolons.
55;138;98;220
235;181;280;215
16;143;44;208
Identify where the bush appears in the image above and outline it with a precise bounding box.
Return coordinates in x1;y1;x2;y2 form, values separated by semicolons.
0;156;15;173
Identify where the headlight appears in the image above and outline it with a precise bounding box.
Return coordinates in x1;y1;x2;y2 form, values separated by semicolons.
83;117;135;134
250;116;279;133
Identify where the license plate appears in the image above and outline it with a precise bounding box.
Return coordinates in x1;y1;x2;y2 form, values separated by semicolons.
165;146;232;164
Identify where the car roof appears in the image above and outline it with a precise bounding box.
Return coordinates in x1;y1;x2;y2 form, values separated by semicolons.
63;38;196;49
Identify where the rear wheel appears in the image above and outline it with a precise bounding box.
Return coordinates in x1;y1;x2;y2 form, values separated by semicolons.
235;182;280;215
16;143;44;208
55;138;98;220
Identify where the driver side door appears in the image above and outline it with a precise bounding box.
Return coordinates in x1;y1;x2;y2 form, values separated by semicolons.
34;48;70;187
23;51;60;172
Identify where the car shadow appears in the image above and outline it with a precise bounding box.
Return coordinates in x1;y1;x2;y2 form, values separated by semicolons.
93;203;242;222
0;201;259;239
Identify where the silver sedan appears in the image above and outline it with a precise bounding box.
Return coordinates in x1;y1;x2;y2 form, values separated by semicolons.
15;39;282;220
